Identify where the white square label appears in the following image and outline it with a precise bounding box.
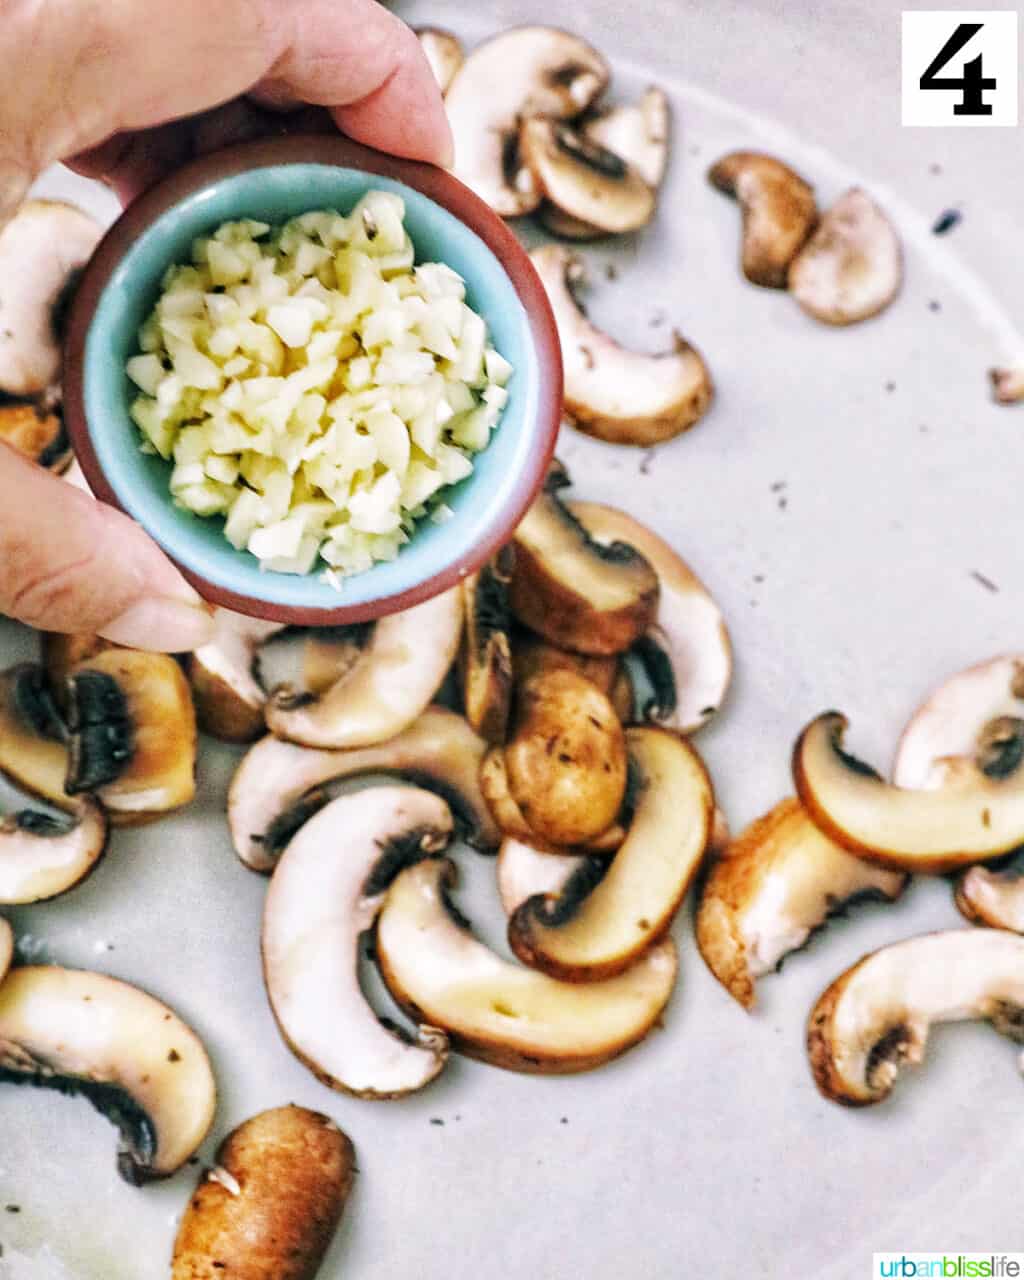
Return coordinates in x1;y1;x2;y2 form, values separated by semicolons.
902;10;1019;126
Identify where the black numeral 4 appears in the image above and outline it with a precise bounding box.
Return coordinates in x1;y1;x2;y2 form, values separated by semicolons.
919;22;997;116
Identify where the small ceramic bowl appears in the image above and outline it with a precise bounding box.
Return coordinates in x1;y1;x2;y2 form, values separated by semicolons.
63;134;562;624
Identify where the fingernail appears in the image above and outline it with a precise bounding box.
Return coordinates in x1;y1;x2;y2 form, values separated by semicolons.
98;597;215;652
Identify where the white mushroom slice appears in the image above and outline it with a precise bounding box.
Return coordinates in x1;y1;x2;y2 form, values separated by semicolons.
446;27;609;217
229;706;498;872
582;87;671;189
530;244;713;446
569;501;732;732
808;929;1024;1106
0;796;107;904
789;188;902;326
508;727;713;981
265;589;462;749
188;609;284;744
377;858;677;1073
0;200;102;395
893;654;1024;789
0;966;216;1181
519;119;655;236
0;917;12;982
262;786;451;1098
302;629;366;696
991;366;1024;405
416;27;464;94
497;837;589;916
957;855;1024;932
695;797;906;1010
708;151;817;289
794;711;1024;873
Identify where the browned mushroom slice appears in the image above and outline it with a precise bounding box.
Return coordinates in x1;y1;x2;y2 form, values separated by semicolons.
0;394;69;471
582;87;670;189
519;119;655;236
505;670;627;848
188;609;285;744
41;632;111;696
508;467;659;656
991;366;1024;405
172;1106;354;1280
569;501;732;733
446;27;609;217
0;916;11;982
66;650;197;822
511;628;622;702
229;707;498;872
0;664;74;811
529;244;713;446
508;727;713;981
415;27;464;94
301;629;366;696
0;795;107;904
0;965;216;1182
458;558;513;744
794;711;1024;873
376;857;678;1073
789;188;902;325
708;151;817;288
695;797;907;1010
0;200;102;397
263;786;451;1097
807;929;1024;1106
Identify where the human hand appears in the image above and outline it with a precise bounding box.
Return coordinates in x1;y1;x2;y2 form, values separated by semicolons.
0;0;450;650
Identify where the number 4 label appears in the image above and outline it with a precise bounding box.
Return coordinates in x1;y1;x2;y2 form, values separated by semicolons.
902;11;1019;126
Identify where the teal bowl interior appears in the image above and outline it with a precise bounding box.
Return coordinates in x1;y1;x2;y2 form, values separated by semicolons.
81;160;545;616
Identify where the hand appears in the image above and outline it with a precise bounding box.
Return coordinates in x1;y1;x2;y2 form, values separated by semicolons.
0;0;450;651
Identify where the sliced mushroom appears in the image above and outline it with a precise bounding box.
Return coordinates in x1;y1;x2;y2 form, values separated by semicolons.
508;466;659;655
302;629;366;696
956;854;1024;932
229;706;498;872
511;627;621;702
569;501;732;732
519;118;655;236
991;366;1024;405
0;917;11;982
497;836;591;915
377;857;677;1073
263;786;451;1098
0;664;75;810
509;727;713;981
458;557;513;744
794;711;1024;873
808;929;1024;1106
708;151;817;288
266;588;462;748
0;200;102;397
0;965;216;1181
506;669;627;847
416;27;464;94
530;244;713;446
66;649;197;821
893;655;1024;790
0;795;107;904
172;1105;354;1280
789;188;902;325
188;609;285;744
446;27;609;217
0;393;69;471
695;797;907;1010
582;87;671;189
41;632;111;697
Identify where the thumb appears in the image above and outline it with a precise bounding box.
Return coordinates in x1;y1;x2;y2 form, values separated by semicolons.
0;445;214;652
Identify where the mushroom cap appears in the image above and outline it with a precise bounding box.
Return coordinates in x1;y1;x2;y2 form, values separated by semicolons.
0;965;216;1181
808;929;1024;1105
415;27;464;94
708;151;817;289
568;501;732;732
582;87;671;189
0;200;103;396
0;664;76;812
458;561;513;744
519;118;655;235
377;857;677;1073
188;609;284;744
529;244;713;446
0;917;12;983
262;786;451;1098
265;588;462;748
0;797;108;904
229;705;498;872
789;187;902;325
695;797;906;1010
508;726;713;981
446;26;609;217
794;711;1024;872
